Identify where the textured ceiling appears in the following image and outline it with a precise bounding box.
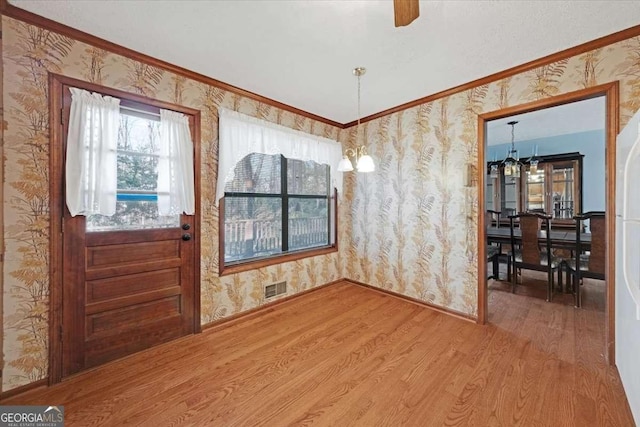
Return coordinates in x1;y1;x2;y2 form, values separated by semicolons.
486;97;605;146
8;0;640;123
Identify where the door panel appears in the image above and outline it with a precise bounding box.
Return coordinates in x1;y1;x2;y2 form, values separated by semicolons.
86;268;180;303
83;316;184;369
86;296;182;336
86;240;179;268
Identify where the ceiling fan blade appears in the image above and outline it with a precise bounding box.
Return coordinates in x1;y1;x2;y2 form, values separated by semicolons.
394;0;420;27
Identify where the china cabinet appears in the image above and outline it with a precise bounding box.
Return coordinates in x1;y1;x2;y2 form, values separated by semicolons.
487;152;583;228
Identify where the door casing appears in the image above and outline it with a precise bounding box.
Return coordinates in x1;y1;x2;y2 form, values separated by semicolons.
476;81;619;365
48;73;202;384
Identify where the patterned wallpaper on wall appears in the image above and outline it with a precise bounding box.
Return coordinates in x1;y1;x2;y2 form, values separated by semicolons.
0;15;4;390
2;13;640;393
0;16;345;392
342;36;640;317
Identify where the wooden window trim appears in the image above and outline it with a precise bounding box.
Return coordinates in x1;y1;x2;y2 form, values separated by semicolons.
219;245;338;276
219;188;338;276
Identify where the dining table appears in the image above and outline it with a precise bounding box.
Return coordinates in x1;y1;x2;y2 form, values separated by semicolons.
486;227;591;249
486;227;592;292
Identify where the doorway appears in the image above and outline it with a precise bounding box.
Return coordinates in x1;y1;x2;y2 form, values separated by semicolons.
477;82;619;363
48;74;201;382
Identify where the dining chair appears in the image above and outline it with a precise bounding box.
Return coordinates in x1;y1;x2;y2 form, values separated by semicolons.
509;212;563;301
486;210;503;280
565;211;605;308
526;209;550;229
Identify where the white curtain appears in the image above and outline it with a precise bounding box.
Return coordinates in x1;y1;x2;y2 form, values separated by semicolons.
66;88;120;217
158;109;195;215
217;108;343;203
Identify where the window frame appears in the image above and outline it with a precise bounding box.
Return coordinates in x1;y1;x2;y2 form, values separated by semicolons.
219;155;338;276
85;101;184;232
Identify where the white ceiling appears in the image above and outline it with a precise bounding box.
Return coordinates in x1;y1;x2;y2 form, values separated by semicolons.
486;96;605;146
9;1;640;124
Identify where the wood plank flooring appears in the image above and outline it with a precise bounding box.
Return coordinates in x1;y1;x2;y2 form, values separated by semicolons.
1;280;634;426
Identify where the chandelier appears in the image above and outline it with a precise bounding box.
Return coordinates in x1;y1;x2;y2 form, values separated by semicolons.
337;67;375;173
501;120;522;178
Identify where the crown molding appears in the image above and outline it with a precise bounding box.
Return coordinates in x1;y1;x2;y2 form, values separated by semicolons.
2;0;640;130
343;23;640;128
0;0;344;129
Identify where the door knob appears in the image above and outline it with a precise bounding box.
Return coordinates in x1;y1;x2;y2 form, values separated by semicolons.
182;233;191;241
182;223;191;230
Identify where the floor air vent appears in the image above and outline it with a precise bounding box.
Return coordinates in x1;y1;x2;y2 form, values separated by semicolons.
265;281;287;299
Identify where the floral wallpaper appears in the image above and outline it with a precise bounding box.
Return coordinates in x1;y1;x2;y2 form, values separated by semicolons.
0;15;4;390
342;36;640;316
0;16;346;392
1;12;640;393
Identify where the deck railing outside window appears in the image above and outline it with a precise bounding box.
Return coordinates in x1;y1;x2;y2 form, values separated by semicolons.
224;216;328;262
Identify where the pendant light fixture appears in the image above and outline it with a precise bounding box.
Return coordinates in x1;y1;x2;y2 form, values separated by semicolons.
529;144;540;173
337;67;375;173
489;153;499;179
489;163;499;179
501;120;522;179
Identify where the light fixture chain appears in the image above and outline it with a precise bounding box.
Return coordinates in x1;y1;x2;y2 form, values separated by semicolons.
357;73;361;127
337;67;373;173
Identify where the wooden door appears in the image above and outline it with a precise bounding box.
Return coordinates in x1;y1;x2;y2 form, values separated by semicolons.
53;77;199;378
62;220;195;377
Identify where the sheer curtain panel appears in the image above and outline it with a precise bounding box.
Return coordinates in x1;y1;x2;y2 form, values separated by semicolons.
66;88;120;217
217;108;343;203
158;109;195;215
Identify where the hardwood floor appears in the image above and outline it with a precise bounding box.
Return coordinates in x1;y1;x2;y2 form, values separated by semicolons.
2;280;634;426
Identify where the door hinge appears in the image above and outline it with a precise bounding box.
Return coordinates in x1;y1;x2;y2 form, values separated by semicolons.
61;216;65;234
60;108;64;125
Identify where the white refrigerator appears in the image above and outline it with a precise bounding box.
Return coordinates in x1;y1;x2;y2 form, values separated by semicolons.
616;108;640;422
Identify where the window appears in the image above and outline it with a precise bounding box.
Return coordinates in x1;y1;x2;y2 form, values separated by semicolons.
86;108;180;231
221;153;335;268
